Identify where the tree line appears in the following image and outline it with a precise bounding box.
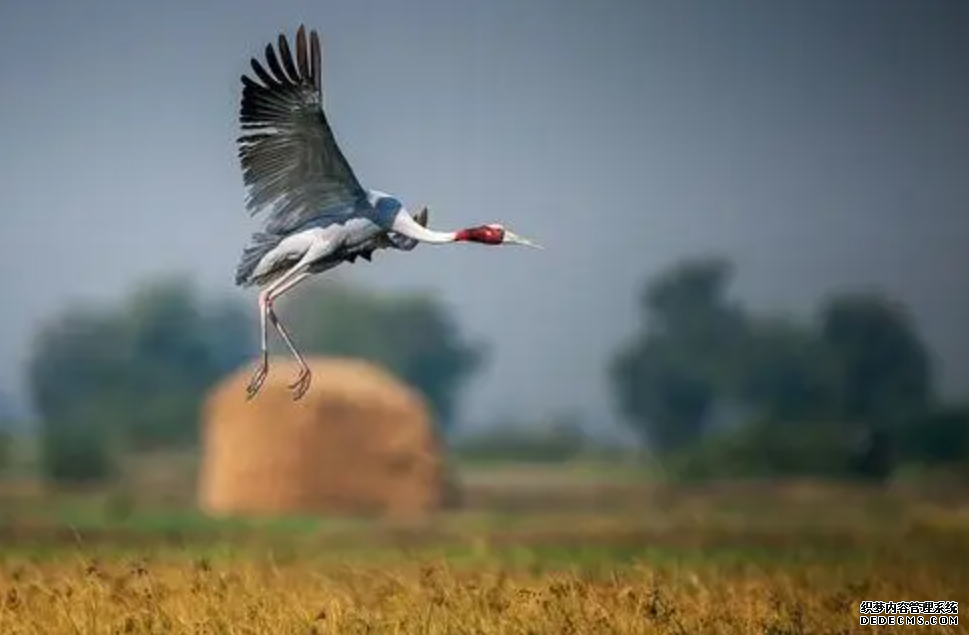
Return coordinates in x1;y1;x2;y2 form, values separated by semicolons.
5;256;967;484
609;257;968;480
14;275;484;483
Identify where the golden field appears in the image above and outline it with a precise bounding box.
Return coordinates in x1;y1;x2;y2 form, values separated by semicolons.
0;462;966;634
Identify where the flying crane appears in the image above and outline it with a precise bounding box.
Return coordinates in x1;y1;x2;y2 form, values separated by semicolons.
234;25;541;400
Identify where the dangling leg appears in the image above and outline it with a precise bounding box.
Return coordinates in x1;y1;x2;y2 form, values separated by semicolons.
243;237;336;401
264;271;315;400
244;286;273;399
244;261;312;400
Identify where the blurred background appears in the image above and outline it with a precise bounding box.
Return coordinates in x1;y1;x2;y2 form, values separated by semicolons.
1;0;968;550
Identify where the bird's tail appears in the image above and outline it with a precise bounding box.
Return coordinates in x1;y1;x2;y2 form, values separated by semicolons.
235;231;283;287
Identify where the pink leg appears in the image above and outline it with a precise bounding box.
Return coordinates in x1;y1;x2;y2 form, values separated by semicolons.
265;272;314;400
244;265;311;400
244;287;273;399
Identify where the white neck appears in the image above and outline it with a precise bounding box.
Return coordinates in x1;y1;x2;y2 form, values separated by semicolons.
390;208;458;244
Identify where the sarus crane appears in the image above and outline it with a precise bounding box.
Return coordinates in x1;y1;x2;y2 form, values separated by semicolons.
233;25;541;401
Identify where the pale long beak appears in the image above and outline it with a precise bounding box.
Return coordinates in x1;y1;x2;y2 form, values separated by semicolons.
504;229;544;249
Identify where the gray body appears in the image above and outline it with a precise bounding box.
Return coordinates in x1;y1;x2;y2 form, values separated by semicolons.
234;194;426;288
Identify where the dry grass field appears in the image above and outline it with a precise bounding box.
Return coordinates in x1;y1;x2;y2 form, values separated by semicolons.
0;461;967;634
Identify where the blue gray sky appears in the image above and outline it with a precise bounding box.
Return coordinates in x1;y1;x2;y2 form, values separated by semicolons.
1;0;967;431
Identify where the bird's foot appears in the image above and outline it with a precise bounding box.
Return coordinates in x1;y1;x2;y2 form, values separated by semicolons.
245;353;269;400
288;366;312;401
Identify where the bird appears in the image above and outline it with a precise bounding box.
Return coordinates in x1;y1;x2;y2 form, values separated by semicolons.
233;25;542;401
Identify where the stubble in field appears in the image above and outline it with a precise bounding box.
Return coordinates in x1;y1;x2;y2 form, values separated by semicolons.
0;549;963;635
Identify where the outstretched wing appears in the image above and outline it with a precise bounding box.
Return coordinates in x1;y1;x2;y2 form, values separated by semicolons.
237;25;366;234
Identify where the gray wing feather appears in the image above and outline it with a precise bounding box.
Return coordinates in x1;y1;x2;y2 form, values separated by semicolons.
237;25;366;234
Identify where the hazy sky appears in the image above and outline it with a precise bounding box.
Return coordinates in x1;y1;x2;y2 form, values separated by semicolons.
1;0;967;431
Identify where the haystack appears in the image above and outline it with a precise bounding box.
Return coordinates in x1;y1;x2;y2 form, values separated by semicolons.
198;356;452;520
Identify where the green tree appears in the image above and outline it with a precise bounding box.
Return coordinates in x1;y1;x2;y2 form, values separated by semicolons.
26;306;126;482
609;257;939;478
26;275;253;483
280;281;486;434
610;337;716;451
117;276;253;449
817;292;934;425
895;406;969;467
735;316;843;424
0;430;11;476
609;257;745;452
668;418;862;481
0;389;12;422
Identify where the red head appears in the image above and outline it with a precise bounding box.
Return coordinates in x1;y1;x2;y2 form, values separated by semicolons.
455;223;542;248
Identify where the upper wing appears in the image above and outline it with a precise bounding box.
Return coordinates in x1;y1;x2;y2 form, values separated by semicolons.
237;25;366;234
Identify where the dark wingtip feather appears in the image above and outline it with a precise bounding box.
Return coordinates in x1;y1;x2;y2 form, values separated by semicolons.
249;58;278;88
264;43;289;86
277;33;300;83
296;25;310;83
240;74;266;93
310;30;321;89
